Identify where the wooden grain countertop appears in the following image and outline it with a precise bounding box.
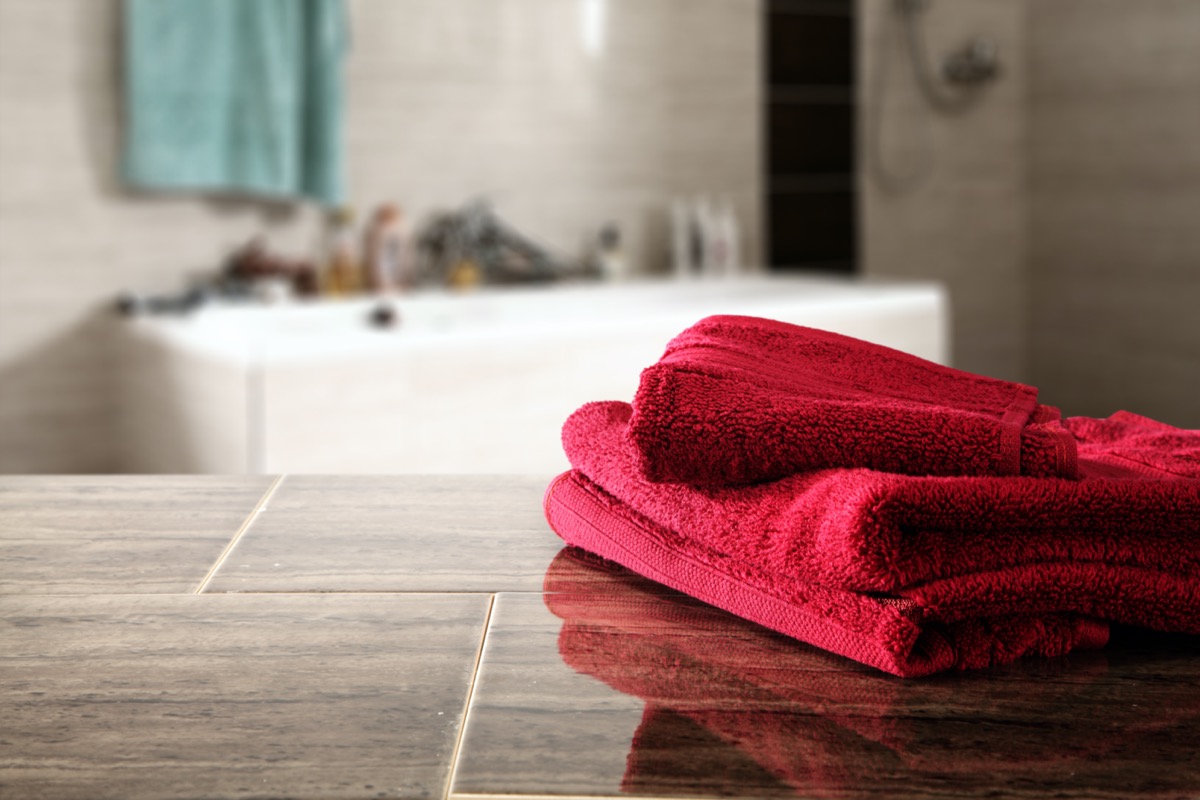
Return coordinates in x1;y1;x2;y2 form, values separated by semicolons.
2;475;1197;799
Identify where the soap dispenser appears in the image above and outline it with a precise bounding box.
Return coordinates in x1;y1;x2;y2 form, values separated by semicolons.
593;223;628;282
363;204;411;293
322;207;360;296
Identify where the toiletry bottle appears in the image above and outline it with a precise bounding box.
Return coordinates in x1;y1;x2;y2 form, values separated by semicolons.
718;199;741;277
671;199;693;279
363;203;410;293
695;197;725;277
689;198;707;277
322;207;360;296
595;223;628;282
447;259;481;291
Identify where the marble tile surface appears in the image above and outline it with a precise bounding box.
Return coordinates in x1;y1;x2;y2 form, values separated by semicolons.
204;475;563;593
0;475;275;594
452;558;1200;798
5;475;1200;799
450;592;650;797
0;592;490;800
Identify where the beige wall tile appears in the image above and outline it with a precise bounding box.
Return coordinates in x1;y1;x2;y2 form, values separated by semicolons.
1029;0;1200;426
858;0;1029;381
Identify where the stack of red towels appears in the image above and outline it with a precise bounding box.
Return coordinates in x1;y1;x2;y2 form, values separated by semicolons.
542;315;1200;676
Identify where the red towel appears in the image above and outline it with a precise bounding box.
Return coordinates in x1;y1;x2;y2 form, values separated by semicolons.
543;401;1200;676
630;315;1079;485
544;547;1200;795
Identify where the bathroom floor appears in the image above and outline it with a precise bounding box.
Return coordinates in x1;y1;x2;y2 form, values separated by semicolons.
2;475;1198;799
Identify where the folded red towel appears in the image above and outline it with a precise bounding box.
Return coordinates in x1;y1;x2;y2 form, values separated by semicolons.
1068;409;1200;479
630;315;1078;485
544;401;1200;676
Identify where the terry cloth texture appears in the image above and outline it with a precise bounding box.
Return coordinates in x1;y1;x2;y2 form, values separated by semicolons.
543;548;1200;795
543;401;1200;677
630;315;1078;485
123;0;347;206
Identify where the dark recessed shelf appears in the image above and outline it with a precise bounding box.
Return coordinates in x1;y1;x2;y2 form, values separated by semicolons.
769;0;854;19
771;260;857;273
769;86;855;104
769;103;853;174
770;191;857;265
765;0;856;274
768;174;855;193
768;11;854;86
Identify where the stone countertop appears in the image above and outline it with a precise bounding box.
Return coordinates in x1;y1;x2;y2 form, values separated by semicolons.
2;475;1198;799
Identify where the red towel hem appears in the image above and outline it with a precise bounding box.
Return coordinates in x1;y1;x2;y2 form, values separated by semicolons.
545;470;953;677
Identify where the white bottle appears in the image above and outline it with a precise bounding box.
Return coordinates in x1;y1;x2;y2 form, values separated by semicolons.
595;224;628;282
671;199;693;279
689;198;709;278
718;199;742;277
694;197;720;277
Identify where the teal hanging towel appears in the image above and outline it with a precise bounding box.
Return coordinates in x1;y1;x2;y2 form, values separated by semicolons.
122;0;347;206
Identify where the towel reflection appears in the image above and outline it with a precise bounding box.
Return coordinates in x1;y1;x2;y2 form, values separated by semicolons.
543;547;1200;798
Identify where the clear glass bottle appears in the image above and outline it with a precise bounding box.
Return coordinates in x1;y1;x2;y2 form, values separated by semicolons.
322;207;360;296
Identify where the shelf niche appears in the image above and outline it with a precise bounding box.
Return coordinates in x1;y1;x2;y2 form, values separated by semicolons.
766;0;857;273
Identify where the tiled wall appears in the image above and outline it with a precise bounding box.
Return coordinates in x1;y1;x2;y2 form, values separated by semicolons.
0;0;760;472
857;0;1029;382
860;0;1200;422
6;0;1195;473
344;0;760;273
1028;0;1200;426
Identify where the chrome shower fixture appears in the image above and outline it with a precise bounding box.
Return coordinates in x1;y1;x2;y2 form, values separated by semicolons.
942;37;1001;85
870;0;1002;193
893;0;1000;112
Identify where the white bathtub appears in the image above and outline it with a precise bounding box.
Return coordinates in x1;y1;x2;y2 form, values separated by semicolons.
118;275;948;473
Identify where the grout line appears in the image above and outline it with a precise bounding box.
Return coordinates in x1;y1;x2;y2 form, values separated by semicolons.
194;474;287;595
447;795;723;800
443;592;497;800
180;589;542;596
